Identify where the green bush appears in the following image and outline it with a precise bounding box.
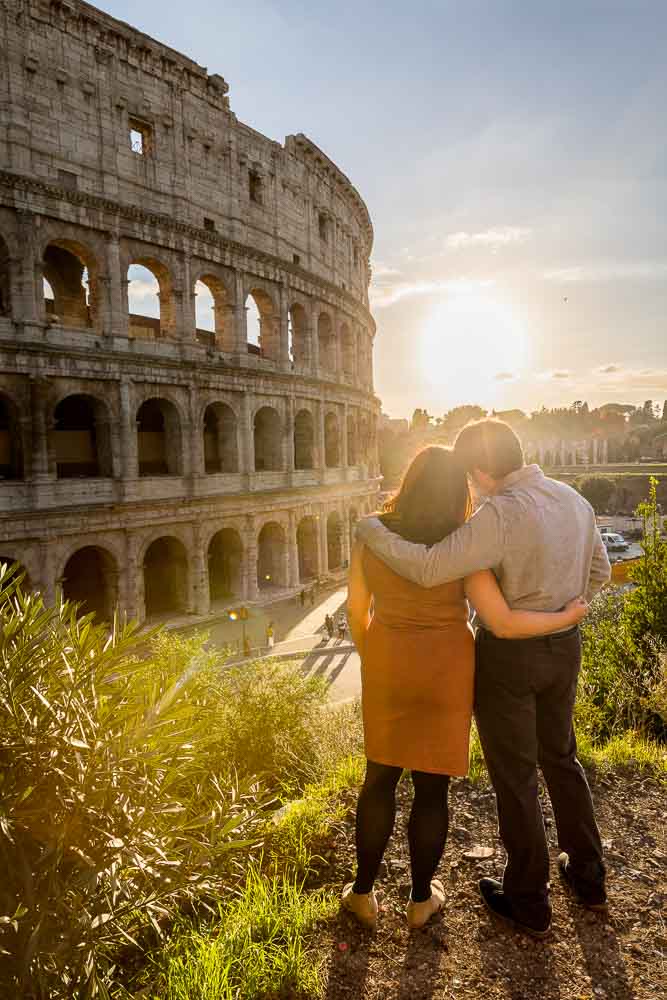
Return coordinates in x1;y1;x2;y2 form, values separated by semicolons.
0;567;270;999
204;658;331;797
578;480;667;746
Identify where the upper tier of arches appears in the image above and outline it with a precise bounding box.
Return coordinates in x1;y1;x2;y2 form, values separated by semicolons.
0;223;375;392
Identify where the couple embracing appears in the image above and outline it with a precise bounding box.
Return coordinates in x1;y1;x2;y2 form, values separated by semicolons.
343;418;611;937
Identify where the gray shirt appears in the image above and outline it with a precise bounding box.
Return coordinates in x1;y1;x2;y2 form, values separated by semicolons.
356;465;611;621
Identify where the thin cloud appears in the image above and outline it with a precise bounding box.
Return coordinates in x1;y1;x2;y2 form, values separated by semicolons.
538;369;572;381
446;226;531;250
596;364;623;375
369;269;493;309
495;371;517;381
543;260;667;283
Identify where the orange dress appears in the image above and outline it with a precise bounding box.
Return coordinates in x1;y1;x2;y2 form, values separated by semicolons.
360;546;475;777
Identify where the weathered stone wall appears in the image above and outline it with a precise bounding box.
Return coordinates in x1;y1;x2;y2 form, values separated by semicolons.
0;0;380;621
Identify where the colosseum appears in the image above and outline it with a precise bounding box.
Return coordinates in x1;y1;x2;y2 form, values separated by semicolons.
0;0;380;623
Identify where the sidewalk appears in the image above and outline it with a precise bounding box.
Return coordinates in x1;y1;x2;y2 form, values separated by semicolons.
170;582;350;655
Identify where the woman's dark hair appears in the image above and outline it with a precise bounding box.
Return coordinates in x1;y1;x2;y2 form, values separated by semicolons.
379;445;472;546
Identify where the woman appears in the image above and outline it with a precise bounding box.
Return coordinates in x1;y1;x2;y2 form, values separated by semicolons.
343;446;588;931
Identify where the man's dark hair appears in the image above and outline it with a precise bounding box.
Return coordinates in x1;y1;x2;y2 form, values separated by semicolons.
454;418;524;479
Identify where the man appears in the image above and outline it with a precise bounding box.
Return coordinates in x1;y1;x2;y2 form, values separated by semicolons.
356;419;611;937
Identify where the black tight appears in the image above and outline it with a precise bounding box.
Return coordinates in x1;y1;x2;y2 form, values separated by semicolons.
352;760;450;903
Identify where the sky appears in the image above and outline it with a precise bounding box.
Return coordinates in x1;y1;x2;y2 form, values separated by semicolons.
104;0;667;419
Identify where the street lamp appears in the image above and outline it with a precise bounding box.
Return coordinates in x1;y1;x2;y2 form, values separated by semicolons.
227;606;249;655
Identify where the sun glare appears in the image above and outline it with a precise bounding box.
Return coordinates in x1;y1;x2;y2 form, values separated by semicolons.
419;283;528;406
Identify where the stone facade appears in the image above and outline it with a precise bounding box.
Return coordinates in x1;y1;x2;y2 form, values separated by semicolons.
0;0;380;621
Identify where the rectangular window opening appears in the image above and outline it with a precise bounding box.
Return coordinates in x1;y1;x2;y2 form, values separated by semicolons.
58;169;78;191
129;118;152;156
249;170;262;204
292;253;301;266
204;217;216;232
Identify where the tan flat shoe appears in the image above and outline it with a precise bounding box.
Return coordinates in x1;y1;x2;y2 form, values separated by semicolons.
406;879;445;929
341;882;379;929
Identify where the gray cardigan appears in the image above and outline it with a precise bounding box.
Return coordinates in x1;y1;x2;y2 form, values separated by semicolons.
356;465;611;617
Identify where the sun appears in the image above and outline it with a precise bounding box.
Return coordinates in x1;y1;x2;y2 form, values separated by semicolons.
419;283;528;406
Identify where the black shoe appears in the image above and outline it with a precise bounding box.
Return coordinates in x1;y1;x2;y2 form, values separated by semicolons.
558;852;608;913
478;878;552;939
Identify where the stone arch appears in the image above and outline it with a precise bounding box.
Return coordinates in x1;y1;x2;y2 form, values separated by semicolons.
0;392;24;480
294;408;315;470
318;312;336;371
61;545;118;621
203;402;238;474
143;535;189;618
0;232;11;318
359;412;371;464
208;528;243;603
127;256;175;339
324;411;341;467
257;521;287;590
289;302;309;367
254;405;282;471
347;410;358;466
194;272;233;350
327;511;343;570
53;394;113;479
136;397;183;476
341;322;355;377
42;238;99;330
246;287;279;360
297;515;319;582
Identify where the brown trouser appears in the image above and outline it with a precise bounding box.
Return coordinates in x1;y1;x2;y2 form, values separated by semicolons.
475;625;604;921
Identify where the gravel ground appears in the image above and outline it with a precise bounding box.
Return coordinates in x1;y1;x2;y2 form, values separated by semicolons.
310;770;666;1000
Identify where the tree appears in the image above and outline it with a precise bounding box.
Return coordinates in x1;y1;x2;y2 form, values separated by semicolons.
576;474;614;513
441;405;487;434
410;408;432;431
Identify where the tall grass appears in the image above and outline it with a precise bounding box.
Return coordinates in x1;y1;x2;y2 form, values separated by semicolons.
146;868;337;1000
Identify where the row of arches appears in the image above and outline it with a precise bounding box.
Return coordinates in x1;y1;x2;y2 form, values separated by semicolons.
0;232;372;383
0;508;361;622
0;389;375;480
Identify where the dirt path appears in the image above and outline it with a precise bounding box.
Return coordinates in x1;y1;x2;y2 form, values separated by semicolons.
312;770;666;1000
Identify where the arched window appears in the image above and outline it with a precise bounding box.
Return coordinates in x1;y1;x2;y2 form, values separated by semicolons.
0;235;11;318
327;512;343;570
318;313;336;371
289;304;309;368
341;323;355;377
143;537;188;617
195;275;231;350
297;516;318;582
62;546;117;621
0;394;23;480
294;409;314;470
257;522;286;590
137;398;182;476
53;395;112;479
254;406;282;471
324;411;340;468
127;259;174;340
208;529;243;603
347;411;358;466
203;403;238;474
43;241;97;329
246;289;278;360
